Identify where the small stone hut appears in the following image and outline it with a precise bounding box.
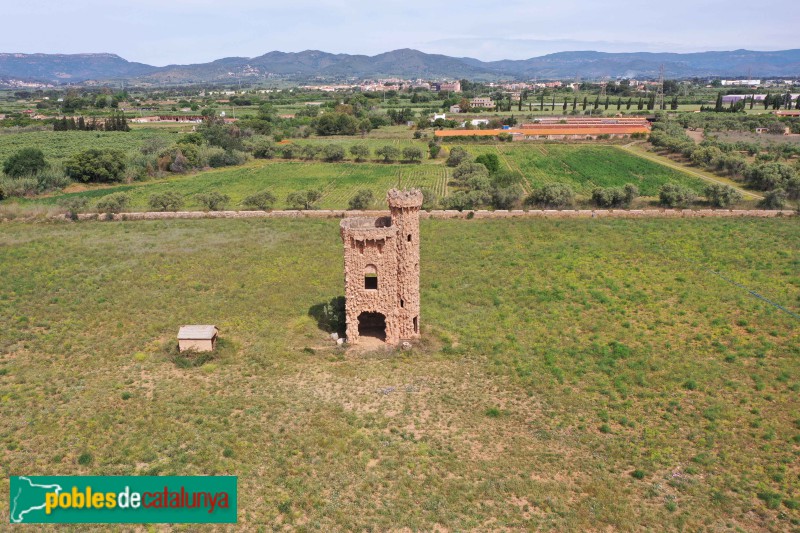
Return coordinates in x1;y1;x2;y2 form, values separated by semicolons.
177;325;218;352
340;189;422;345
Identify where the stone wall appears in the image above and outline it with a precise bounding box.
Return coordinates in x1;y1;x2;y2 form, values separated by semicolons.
53;208;797;223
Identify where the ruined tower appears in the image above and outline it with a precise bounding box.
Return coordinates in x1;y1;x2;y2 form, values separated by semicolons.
339;189;422;345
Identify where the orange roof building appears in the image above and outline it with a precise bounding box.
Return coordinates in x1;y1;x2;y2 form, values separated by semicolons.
434;123;650;140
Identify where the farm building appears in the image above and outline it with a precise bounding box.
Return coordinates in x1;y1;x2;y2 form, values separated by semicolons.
470;97;496;109
177;325;218;352
434;123;650;141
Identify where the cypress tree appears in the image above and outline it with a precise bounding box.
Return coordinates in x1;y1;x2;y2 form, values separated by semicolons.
714;92;723;112
572;96;577;110
763;92;771;109
617;97;622;110
626;98;632;110
583;96;588;110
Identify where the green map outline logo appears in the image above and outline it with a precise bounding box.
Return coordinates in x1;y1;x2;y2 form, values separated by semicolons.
9;476;237;524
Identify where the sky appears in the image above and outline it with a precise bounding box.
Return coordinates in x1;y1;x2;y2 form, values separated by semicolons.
2;0;798;66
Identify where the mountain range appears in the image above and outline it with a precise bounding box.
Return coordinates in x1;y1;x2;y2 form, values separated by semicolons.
2;48;799;84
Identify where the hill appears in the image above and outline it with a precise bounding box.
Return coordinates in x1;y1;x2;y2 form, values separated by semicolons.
1;48;799;83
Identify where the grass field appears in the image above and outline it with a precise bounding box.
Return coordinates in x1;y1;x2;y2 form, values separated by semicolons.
0;217;797;530
0;128;178;163
458;144;708;195
22;160;448;210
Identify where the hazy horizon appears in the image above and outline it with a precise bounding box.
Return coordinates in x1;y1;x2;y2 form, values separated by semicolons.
2;0;797;67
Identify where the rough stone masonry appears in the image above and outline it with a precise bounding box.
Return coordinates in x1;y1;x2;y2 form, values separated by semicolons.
339;189;422;345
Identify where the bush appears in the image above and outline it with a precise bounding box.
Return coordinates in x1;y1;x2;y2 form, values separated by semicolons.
428;143;441;159
704;184;743;207
95;192;130;214
195;191;230;211
453;161;489;184
759;188;787;209
375;145;400;163
286;189;323;210
491;185;523;209
148;192;184;212
659;182;697;208
348;189;375;210
57;196;88;219
475;153;501;173
322;144;346;162
3;147;48;178
65;149;126;183
0;176;38;197
441;190;491;210
446;146;471;167
420;187;438;210
301;144;322;160
169;150;189;173
349;144;370;162
250;138;277;159
207;149;248;168
241;190;277;211
525;183;575;208
280;144;300;159
591;183;639;208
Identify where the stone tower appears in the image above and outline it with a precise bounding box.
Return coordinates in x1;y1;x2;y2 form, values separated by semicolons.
340;189;422;345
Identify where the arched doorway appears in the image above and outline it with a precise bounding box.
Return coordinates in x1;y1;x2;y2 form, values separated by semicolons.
358;312;386;341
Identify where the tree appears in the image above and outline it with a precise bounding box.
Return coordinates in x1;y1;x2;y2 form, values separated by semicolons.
704;184;742;208
525;183;575;208
250;139;277;159
428;142;441;159
281;144;300;159
3;148;48;178
148;192;184;212
348;189;375;210
445;146;471;167
286;189;323;210
375;145;400;163
301;144;322;160
195;191;230;211
659;182;697;208
402;146;423;163
65;149;126;183
349;144;371;162
491;185;523;209
322;144;346;162
241;190;277;211
475;153;501;174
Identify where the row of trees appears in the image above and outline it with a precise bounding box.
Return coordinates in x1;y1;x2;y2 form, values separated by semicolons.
649;121;799;208
52;113;130;132
252;141;427;163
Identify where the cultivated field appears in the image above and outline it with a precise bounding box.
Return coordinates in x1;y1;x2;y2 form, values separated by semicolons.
0;217;797;531
458;144;708;195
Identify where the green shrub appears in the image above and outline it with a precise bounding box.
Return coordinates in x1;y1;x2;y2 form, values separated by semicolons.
195;191;230;211
0;176;38;197
3;147;48;178
148;192;184;212
592;184;639;208
453;162;489;184
525;183;575;208
35;163;71;192
250;138;277;159
705;184;743;208
475;153;501;173
759;188;787;209
95;192;130;214
65;149;126;183
280;144;300;159
631;469;646;479
57;197;89;219
491;185;523;209
207;149;248;168
420;188;438;210
441;190;490;210
348;189;375;210
659;182;697;208
241;190;277;211
77;452;93;466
